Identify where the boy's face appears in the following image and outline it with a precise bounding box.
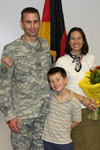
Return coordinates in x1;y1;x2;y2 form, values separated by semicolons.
49;73;67;92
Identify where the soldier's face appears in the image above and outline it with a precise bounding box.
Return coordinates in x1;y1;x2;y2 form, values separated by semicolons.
20;13;41;41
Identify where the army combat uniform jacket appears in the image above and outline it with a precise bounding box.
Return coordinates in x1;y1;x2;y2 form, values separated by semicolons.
0;37;51;122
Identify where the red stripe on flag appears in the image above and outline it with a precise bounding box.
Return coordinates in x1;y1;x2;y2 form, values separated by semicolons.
42;0;50;22
60;30;67;56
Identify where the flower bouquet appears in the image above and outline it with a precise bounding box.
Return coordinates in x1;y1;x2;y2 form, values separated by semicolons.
78;66;100;120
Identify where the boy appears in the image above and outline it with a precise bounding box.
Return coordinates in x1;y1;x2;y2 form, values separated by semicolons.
42;67;81;150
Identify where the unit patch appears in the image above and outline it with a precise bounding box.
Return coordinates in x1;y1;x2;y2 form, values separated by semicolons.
2;67;8;73
3;57;14;66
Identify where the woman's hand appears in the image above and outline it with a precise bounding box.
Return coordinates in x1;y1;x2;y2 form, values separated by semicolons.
73;92;97;111
82;97;97;111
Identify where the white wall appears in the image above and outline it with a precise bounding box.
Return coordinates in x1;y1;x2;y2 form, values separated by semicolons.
62;0;100;65
0;0;100;149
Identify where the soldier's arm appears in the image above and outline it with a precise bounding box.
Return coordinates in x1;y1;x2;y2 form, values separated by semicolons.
0;45;16;122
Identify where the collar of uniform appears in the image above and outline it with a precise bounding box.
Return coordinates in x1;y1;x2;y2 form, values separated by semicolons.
25;40;38;47
21;36;42;51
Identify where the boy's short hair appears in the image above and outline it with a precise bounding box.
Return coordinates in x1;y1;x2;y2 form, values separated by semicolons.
21;7;40;21
47;67;67;81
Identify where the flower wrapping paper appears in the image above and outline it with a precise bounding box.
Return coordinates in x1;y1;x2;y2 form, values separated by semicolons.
78;68;100;120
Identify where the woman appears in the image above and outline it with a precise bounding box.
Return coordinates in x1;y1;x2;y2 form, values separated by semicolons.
55;27;100;150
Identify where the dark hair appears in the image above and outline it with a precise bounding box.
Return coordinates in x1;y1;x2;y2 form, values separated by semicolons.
21;7;40;21
47;67;67;82
65;27;89;55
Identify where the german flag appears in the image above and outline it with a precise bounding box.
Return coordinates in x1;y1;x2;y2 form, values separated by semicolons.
39;0;67;62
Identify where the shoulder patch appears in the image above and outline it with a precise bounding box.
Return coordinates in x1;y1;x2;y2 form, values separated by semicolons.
3;57;14;67
2;67;8;73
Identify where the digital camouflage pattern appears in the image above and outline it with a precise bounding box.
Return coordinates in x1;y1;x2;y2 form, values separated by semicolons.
11;116;46;150
0;37;51;121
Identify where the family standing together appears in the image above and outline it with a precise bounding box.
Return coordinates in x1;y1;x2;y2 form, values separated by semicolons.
0;6;100;150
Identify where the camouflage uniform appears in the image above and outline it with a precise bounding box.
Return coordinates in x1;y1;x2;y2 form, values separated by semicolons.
0;37;51;150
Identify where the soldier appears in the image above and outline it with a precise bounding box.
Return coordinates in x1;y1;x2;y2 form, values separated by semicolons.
0;7;51;150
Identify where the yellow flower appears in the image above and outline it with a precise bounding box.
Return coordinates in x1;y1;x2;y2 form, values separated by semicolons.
78;66;100;120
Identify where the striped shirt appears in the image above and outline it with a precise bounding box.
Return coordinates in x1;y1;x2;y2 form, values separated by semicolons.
42;89;81;144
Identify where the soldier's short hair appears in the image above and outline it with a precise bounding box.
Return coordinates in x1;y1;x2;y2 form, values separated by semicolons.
21;7;40;21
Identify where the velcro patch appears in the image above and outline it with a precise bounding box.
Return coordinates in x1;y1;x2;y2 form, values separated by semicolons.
2;67;8;73
3;56;14;67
